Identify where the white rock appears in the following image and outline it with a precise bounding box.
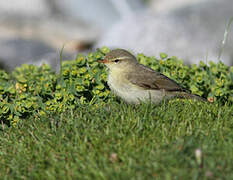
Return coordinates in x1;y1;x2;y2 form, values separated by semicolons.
97;0;233;65
0;0;50;16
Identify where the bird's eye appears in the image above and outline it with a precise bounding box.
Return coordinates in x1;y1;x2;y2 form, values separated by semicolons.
114;59;120;63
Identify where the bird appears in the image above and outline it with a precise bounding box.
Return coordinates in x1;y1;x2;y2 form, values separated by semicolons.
98;49;206;104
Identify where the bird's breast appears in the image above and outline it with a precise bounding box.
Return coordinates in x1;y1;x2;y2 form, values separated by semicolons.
107;71;130;94
107;71;167;104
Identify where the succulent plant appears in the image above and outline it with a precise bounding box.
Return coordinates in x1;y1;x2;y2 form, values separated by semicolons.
0;47;232;126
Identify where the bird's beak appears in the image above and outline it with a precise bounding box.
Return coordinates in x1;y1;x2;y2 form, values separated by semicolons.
97;59;109;64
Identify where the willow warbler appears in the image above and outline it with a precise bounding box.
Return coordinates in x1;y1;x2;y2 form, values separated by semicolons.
99;49;206;104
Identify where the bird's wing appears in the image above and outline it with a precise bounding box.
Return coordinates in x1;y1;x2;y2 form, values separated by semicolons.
127;64;187;92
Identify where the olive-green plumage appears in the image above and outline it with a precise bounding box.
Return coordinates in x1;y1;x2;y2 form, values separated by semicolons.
99;49;206;104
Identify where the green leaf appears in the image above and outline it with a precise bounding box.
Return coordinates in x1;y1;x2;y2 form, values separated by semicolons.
160;53;168;59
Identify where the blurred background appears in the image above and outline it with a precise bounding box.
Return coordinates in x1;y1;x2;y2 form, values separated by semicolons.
0;0;232;71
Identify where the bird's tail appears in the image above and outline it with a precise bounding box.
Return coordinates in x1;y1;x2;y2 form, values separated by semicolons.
175;92;207;102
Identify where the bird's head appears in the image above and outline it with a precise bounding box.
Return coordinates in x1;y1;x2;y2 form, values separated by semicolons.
98;49;138;71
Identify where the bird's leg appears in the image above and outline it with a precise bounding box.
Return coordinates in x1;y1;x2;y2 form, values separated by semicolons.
162;89;166;97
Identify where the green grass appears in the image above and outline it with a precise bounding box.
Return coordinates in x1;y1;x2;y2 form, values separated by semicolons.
0;99;233;179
